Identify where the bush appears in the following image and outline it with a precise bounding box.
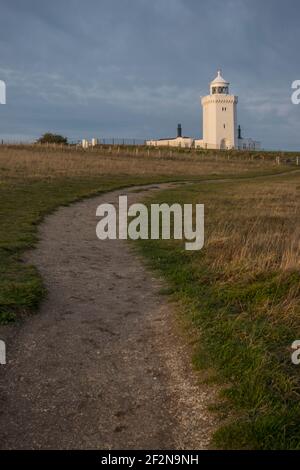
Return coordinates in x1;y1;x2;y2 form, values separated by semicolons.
37;133;68;145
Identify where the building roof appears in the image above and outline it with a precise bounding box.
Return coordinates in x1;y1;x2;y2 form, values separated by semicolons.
211;70;229;85
156;136;192;141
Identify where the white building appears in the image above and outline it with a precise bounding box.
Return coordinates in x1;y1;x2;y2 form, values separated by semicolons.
146;124;194;148
82;138;99;148
195;70;238;149
147;70;260;151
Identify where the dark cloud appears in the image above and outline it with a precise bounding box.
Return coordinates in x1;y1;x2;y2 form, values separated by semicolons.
0;0;299;149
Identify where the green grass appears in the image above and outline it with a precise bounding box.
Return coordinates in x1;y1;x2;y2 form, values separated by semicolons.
137;174;300;449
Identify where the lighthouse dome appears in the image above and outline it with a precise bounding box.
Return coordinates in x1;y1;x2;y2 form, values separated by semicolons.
210;70;229;95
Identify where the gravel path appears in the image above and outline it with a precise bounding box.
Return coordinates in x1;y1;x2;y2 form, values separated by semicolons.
0;183;218;449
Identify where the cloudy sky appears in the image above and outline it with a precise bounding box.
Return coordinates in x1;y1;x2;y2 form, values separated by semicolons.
0;0;299;149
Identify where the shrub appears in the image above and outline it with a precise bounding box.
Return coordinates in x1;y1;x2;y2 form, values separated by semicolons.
37;133;68;145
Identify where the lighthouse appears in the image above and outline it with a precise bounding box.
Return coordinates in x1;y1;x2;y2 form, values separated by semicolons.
200;70;238;150
147;70;260;151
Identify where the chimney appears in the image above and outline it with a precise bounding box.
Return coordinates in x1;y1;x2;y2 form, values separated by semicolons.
238;125;242;140
177;123;182;138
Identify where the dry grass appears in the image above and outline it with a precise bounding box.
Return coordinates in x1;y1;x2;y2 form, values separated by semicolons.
203;177;300;276
0;145;285;180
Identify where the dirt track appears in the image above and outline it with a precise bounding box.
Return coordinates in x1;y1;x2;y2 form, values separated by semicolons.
0;183;218;449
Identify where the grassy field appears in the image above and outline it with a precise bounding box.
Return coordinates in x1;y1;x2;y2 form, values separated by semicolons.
0;145;289;324
0;145;299;449
138;172;300;450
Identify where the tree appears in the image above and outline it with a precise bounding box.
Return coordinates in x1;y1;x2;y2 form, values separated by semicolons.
37;133;68;145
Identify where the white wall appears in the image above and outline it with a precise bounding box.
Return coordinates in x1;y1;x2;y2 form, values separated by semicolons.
201;94;238;149
146;137;194;148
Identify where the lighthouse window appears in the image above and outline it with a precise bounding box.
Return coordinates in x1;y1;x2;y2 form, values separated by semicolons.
224;124;226;129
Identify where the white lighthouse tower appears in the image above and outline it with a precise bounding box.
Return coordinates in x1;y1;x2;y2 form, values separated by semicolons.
199;70;238;150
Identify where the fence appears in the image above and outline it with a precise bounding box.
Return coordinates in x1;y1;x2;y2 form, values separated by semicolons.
0;137;146;146
0;140;300;167
70;137;146;146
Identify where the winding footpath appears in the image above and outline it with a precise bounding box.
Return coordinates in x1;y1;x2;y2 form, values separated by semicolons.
0;183;218;450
